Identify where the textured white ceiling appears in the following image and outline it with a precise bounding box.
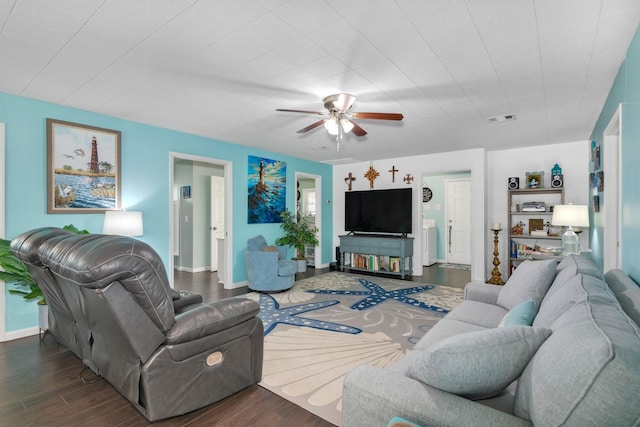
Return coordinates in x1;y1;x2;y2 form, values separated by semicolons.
1;0;638;164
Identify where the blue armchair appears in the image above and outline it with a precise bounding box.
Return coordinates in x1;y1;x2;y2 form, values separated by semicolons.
245;235;297;292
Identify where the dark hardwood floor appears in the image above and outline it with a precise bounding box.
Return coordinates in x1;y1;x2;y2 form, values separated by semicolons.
0;264;469;426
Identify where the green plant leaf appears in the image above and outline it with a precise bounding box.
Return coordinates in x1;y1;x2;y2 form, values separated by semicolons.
63;224;89;234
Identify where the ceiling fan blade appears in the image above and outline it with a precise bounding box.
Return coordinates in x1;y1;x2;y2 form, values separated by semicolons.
297;119;327;133
348;120;367;137
352;112;404;121
276;108;326;116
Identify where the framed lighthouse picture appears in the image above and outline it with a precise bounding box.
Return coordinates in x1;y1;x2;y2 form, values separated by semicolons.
46;118;121;214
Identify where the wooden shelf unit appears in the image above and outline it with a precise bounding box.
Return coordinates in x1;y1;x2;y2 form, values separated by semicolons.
507;187;564;278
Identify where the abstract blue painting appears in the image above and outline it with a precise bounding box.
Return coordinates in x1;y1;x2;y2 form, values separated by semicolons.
247;155;286;223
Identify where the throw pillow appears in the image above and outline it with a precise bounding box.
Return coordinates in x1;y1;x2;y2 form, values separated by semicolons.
499;299;537;327
408;326;551;400
497;259;557;310
262;245;280;259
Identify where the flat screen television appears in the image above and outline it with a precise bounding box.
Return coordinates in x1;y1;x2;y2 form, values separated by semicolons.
344;188;412;235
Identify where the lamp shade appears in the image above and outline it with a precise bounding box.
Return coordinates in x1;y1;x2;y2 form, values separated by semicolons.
323;117;339;135
551;204;589;227
340;118;354;133
103;210;143;236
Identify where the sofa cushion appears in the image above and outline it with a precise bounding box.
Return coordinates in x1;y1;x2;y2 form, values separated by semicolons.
605;269;640;327
497;259;557;310
541;254;605;305
414;318;489;349
408;326;551;400
247;235;267;251
533;274;606;329
499;299;537;327
443;300;508;329
515;275;640;426
557;254;603;279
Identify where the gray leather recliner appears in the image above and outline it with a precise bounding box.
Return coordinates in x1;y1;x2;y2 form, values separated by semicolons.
11;228;263;421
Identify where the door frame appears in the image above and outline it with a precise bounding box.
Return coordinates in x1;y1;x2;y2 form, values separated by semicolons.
169;152;234;288
0;123;6;341
295;172;321;268
603;105;622;271
210;175;225;274
421;168;478;280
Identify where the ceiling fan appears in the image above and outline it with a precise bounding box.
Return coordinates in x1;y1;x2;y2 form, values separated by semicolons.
276;93;403;150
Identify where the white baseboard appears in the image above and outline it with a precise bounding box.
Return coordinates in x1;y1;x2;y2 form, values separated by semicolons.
0;326;39;342
225;281;248;290
174;266;211;273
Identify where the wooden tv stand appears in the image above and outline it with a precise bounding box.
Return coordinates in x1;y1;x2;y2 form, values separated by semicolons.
339;234;414;279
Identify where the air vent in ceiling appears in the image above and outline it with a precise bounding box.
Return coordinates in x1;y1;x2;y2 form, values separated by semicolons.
487;114;516;123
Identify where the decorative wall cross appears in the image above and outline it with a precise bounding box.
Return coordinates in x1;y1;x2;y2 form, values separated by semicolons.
403;174;414;184
389;165;398;182
364;165;379;189
344;172;356;191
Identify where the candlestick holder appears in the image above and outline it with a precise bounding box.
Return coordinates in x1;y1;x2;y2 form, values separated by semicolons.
487;227;505;285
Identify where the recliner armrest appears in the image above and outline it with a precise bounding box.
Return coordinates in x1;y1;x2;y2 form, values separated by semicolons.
463;281;503;304
165;298;259;345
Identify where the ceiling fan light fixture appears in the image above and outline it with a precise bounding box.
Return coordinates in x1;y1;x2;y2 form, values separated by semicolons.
324;117;339;135
340;118;354;133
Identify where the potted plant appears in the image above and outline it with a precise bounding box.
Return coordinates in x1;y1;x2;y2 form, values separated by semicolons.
0;225;89;332
276;209;319;273
0;238;48;331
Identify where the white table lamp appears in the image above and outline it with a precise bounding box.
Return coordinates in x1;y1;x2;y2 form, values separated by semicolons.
551;204;589;254
103;210;144;236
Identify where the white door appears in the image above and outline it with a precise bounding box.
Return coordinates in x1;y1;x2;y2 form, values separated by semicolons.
210;176;225;273
446;179;471;264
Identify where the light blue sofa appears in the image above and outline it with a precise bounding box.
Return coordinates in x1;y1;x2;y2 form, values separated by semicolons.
343;255;640;426
245;235;297;292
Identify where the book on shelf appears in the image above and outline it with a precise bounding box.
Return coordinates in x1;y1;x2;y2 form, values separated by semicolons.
378;255;390;271
510;240;534;259
347;253;403;272
389;256;401;272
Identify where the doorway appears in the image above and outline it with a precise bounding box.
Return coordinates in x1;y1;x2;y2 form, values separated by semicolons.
421;172;472;268
295;172;321;268
603;106;621;271
169;153;233;288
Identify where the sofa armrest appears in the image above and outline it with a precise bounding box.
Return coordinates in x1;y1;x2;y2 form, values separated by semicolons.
343;365;531;427
464;281;503;304
165;298;259;345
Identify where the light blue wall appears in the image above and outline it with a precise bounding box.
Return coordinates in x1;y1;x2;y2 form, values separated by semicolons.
1;92;333;332
589;25;640;281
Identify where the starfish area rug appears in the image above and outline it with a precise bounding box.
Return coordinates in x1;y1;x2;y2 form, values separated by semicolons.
243;272;464;426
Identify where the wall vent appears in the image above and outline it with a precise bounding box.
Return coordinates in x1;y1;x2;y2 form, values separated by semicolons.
487;114;516;123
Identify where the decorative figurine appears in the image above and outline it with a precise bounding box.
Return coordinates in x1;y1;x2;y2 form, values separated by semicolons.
389;165;398;182
364;165;379;189
344;172;356;191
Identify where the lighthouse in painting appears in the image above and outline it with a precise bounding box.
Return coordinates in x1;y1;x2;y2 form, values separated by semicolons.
89;136;99;174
